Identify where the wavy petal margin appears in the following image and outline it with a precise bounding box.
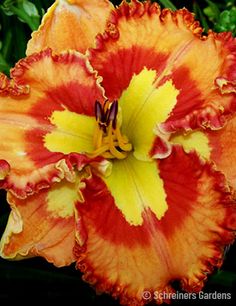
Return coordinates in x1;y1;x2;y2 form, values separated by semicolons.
89;0;236;133
74;146;236;305
0;189;75;267
0;171;92;267
170;117;236;191
0;49;104;197
26;0;114;55
206;115;236;190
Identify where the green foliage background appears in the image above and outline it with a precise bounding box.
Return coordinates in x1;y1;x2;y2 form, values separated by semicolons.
0;0;236;304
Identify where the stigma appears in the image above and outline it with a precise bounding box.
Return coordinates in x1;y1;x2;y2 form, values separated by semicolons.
90;100;132;159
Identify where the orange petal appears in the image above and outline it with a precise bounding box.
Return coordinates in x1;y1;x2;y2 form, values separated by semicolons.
169;118;236;192
89;0;236;132
207;115;236;190
74;146;236;305
0;175;89;267
0;160;10;180
26;0;114;55
0;49;104;197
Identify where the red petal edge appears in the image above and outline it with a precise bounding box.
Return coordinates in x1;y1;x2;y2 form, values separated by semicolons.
0;154;101;199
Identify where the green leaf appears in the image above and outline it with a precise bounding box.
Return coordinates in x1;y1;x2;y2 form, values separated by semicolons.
0;0;15;16
214;8;236;35
22;0;39;17
205;0;221;19
1;0;40;31
203;6;215;20
193;1;209;32
13;20;27;59
158;0;177;11
209;270;236;287
230;7;236;22
1;29;12;60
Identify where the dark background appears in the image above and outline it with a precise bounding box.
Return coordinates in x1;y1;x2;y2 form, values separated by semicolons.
0;0;236;304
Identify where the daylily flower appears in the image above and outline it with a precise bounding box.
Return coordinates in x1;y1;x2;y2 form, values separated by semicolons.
0;0;236;305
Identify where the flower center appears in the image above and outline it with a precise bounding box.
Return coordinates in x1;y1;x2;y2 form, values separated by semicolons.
90;100;132;159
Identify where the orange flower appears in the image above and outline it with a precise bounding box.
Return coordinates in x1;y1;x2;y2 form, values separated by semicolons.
0;1;236;305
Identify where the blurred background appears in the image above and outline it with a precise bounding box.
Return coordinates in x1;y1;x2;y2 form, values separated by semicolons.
0;0;236;304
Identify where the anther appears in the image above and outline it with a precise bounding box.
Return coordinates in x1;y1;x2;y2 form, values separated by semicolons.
95;100;103;122
107;100;118;129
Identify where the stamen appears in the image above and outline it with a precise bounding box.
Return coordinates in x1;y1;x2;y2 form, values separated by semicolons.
90;100;132;160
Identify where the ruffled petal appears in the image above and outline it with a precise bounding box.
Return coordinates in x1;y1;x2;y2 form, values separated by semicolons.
0;49;104;197
89;0;236;133
170;116;236;190
0;179;80;267
26;0;114;55
206;116;236;190
74;146;236;305
0;166;93;266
